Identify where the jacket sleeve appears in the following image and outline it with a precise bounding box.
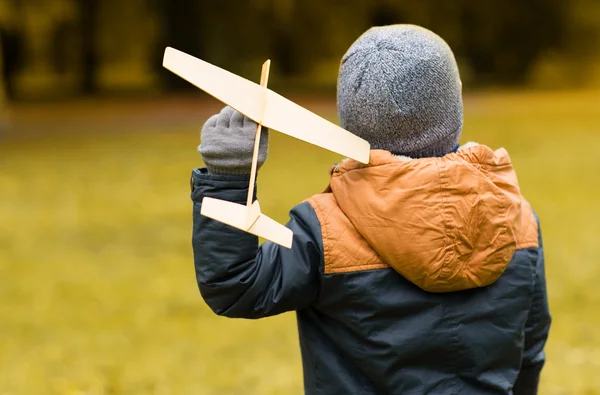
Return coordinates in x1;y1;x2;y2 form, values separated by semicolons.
190;168;323;319
513;215;551;395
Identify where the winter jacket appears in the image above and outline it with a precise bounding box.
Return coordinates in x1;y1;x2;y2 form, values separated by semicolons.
191;145;551;395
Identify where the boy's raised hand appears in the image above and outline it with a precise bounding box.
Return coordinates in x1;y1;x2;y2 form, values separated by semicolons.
198;106;269;175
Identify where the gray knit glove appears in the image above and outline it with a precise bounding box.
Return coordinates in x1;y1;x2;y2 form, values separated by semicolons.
198;106;269;175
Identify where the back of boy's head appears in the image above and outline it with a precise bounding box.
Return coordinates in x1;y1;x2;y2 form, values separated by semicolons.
337;25;463;158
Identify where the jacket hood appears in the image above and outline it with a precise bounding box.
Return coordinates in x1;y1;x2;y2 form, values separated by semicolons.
328;144;538;292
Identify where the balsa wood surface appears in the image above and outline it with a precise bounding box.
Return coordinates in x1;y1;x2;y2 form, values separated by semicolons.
163;47;265;122
249;213;293;249
201;198;255;231
262;90;371;164
245;200;261;229
200;198;292;248
247;60;271;207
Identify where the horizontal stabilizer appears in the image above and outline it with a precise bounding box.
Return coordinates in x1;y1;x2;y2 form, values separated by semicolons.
201;198;293;248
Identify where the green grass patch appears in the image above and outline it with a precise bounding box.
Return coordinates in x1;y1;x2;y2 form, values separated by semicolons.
1;91;599;394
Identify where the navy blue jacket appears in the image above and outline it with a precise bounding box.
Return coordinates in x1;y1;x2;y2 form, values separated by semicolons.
191;146;551;394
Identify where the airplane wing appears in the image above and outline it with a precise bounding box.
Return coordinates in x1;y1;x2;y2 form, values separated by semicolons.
163;47;266;122
162;47;370;163
263;90;370;163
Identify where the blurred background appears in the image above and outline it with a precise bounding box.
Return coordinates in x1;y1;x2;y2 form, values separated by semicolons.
1;0;599;394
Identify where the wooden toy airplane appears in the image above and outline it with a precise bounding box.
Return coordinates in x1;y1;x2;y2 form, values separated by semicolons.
163;47;370;249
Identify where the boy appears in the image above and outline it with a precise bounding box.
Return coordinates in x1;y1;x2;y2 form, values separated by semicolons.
191;25;550;394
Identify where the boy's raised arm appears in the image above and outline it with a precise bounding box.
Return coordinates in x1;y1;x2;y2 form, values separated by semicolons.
190;106;323;319
191;169;322;318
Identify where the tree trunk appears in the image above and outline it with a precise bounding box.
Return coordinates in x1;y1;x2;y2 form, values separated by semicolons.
80;0;98;94
158;0;205;91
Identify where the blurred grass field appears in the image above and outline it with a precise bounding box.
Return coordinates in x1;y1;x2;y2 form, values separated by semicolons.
1;90;600;394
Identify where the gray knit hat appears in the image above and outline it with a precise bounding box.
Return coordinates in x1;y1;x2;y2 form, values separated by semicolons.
337;25;463;158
